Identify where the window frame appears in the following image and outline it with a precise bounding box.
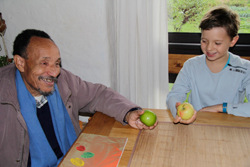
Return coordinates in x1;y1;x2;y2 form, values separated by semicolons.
169;32;250;56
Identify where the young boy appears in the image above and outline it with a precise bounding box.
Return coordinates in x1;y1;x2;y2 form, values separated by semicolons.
166;6;250;124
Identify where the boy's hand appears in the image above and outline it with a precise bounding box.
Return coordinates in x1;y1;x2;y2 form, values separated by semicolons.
173;102;197;124
199;104;223;113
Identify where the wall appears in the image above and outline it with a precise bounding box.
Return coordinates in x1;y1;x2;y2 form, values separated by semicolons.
0;0;111;86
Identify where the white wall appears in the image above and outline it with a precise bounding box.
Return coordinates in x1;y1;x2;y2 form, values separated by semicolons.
0;0;111;86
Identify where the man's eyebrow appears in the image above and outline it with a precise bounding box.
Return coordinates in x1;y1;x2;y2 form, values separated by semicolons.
40;57;61;61
41;57;50;60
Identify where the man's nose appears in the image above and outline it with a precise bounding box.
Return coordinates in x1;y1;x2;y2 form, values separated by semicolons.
47;65;60;77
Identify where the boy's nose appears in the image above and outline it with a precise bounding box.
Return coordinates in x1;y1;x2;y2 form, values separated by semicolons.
206;43;213;51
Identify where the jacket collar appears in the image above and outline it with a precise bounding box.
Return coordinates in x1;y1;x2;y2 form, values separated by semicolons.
57;69;72;105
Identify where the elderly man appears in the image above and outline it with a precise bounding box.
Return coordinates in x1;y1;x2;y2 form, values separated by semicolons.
0;29;157;167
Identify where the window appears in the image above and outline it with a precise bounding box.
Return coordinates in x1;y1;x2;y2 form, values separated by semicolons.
167;0;250;56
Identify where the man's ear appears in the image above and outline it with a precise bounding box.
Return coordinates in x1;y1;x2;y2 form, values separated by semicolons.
230;35;239;47
14;55;25;72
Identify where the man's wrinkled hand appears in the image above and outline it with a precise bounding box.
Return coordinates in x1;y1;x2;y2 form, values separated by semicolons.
126;110;158;130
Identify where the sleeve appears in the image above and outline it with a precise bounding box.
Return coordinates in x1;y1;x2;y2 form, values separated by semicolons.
166;60;192;117
227;68;250;117
60;69;141;124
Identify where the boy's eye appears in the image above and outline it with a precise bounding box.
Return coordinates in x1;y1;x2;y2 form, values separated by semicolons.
215;42;221;45
201;40;206;43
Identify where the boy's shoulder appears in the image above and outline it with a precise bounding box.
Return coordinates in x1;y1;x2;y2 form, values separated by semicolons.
230;53;250;67
181;54;206;71
185;54;205;64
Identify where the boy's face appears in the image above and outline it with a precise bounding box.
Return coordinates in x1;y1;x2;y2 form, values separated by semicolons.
200;27;238;62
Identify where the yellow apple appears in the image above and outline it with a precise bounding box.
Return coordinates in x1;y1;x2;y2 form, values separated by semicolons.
177;102;194;120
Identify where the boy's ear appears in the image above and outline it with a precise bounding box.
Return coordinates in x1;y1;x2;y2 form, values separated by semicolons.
14;55;25;72
230;35;239;47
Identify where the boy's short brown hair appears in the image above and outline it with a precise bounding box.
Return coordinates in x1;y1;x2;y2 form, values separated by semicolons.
199;6;240;39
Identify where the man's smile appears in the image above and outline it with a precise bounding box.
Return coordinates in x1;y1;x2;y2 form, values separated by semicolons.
39;76;58;86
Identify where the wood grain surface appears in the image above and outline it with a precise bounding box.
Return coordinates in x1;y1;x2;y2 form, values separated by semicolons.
60;109;250;167
128;122;250;167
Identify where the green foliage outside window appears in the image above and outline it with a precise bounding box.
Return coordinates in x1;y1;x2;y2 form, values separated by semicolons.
167;0;250;33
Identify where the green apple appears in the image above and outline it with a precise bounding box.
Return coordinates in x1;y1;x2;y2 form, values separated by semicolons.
140;110;157;126
177;102;194;120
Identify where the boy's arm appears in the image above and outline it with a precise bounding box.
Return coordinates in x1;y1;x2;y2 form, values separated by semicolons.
167;62;192;117
199;67;250;117
227;67;250;117
227;76;250;117
227;103;250;117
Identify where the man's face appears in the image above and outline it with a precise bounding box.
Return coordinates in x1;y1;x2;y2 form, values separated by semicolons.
20;37;61;96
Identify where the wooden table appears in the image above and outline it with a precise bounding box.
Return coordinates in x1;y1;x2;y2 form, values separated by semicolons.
63;109;250;167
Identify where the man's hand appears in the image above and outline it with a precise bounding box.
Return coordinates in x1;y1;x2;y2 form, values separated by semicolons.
125;109;158;130
173;102;197;124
